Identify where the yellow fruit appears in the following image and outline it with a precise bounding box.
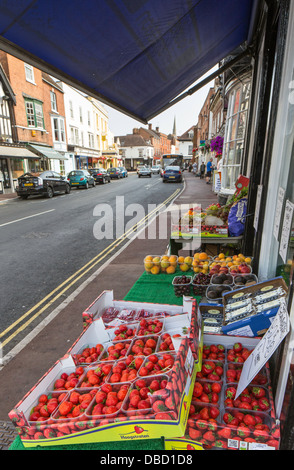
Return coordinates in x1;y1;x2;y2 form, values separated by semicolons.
151;266;160;274
145;261;153;269
169;255;178;266
184;256;193;265
194;253;200;260
161;260;170;269
161;255;169;261
192;260;199;267
225;257;232;262
245;257;252;264
178;256;185;263
219;253;225;259
193;267;200;273
145;255;153;261
180;263;189;272
166;265;176;274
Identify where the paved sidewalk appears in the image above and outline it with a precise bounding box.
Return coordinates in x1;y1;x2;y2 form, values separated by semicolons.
0;172;217;449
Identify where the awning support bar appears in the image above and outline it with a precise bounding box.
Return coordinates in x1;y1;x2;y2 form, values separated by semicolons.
147;47;253;121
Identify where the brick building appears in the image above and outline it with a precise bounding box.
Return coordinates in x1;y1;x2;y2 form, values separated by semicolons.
0;52;69;174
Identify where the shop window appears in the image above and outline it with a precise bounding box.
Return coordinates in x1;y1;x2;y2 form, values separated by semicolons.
11;158;25;179
222;78;251;191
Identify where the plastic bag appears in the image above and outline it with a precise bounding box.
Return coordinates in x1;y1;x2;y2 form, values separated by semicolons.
228;197;247;236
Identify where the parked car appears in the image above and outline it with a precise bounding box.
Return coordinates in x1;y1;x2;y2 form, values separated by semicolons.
138;166;152;177
89;168;111;184
119;167;128;177
151;165;161;174
67;170;96;188
107;167;123;179
16;171;70;199
162;165;182;183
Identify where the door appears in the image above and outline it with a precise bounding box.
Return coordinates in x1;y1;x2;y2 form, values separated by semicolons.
0;158;11;190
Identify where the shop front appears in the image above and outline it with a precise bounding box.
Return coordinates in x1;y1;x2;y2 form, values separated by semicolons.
0;144;41;193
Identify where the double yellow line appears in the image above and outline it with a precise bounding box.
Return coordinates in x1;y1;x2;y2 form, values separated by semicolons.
0;188;181;348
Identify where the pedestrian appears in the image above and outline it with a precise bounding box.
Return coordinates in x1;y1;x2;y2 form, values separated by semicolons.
200;162;205;179
192;162;197;175
206;158;213;184
216;153;222;182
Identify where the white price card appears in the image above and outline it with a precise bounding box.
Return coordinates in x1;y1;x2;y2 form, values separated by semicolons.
279;199;294;263
273;187;285;240
236;299;290;398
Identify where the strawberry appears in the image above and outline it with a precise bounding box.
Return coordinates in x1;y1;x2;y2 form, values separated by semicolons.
233;342;242;353
152;400;167;413
203;430;215;443
237;425;251;438
217;427;232;439
251;386;266;398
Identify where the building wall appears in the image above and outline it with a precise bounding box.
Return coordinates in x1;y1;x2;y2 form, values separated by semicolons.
0;52;51;146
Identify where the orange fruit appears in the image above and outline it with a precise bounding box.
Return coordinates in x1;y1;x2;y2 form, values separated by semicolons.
199;252;208;260
178;256;185;263
166;265;176;274
151;266;160;275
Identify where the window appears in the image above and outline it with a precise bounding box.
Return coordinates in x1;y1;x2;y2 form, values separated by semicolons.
24;63;35;84
88;111;91;126
25;99;44;128
88;132;94;148
79;106;83;123
69;100;74;118
70;126;79;145
222;78;251;191
50;91;57;112
52;117;65;142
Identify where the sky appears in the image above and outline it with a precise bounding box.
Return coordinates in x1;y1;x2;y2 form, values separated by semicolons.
105;66;218;138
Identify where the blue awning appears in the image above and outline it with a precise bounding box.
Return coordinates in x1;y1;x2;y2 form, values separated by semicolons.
0;0;259;123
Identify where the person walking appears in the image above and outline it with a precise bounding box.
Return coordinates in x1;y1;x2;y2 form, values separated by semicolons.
200;161;205;179
206;158;213;184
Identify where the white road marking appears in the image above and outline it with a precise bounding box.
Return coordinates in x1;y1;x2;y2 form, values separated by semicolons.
0;209;55;227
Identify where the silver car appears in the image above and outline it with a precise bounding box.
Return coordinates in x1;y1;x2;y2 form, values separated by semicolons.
138;166;152;178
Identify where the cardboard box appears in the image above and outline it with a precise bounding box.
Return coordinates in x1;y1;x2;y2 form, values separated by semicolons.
9;293;201;448
165;334;281;451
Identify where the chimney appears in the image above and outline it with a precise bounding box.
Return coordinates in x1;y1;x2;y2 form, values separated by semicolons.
148;123;152;130
133;128;138;134
156;127;159;132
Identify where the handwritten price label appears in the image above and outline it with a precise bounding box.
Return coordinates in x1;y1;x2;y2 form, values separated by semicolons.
236;299;290;398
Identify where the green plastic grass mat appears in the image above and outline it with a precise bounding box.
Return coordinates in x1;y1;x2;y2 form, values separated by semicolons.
9;434;164;451
123;267;201;306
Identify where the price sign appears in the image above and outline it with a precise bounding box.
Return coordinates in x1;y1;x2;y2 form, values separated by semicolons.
279;199;294;263
236;299;290;398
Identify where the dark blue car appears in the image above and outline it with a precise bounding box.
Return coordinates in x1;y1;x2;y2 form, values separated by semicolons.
162;166;182;183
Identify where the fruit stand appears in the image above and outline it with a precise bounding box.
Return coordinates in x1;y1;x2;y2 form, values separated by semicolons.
8;248;290;450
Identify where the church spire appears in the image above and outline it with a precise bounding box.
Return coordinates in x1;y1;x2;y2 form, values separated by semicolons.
172;115;177;137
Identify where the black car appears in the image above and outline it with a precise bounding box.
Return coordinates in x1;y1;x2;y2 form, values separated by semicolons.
107;167;122;179
17;171;70;199
89;168;111;184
